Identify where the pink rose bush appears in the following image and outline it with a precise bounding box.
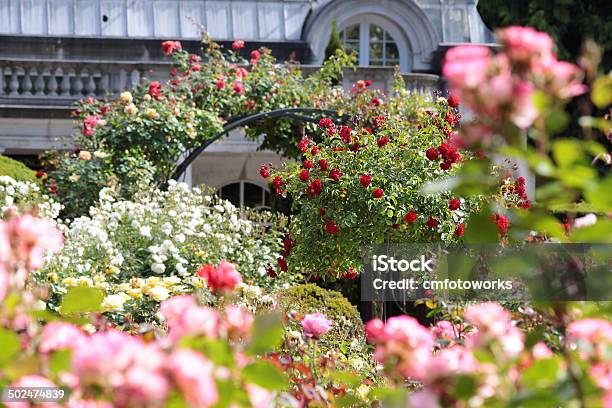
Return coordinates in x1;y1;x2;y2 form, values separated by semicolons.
301;312;332;339
444;26;586;143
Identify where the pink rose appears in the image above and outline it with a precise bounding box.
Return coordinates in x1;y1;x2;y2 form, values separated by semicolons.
422;346;478;386
301;312;332;339
161;40;182;56
224;305;254;341
197;260;242;293
159;295;219;341
39;322;86;353
568;318;612;344
168;349;219;408
498;26;554;65
443;46;491;89
232;80;245;94
232;40;245;50
5;215;63;270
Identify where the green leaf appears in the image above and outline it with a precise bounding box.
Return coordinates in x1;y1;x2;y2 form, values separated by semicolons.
330;371;362;387
591;75;612;108
49;349;71;374
0;328;21;366
585;176;612;211
463;210;498;244
247;313;284;356
545;111;570;134
242;361;289;391
59;286;104;315
453;375;477;400
552;139;582;167
521;357;560;388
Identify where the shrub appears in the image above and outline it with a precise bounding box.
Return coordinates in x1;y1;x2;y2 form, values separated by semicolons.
0;176;61;220
38;180;290;324
0;155;38;183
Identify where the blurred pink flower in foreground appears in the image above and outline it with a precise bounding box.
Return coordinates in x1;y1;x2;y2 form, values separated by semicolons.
168;349;219;408
197;259;242;293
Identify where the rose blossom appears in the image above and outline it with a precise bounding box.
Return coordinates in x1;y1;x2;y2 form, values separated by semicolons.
5;215;63;270
39;322;86;353
567;318;612;344
465;302;524;358
497;26;554;65
301;312;333;339
159;295;220;341
168;349;218;408
224;305;254;341
197;259;242;293
232;40;245;50
161;40;182;56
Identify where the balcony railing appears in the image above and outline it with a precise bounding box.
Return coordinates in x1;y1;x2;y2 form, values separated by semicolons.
0;59;170;107
0;59;439;109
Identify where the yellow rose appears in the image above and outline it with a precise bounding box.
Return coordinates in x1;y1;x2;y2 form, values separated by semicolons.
101;294;127;311
78;150;92;161
127;288;143;299
94;151;108;159
145;285;171;301
78;277;93;287
145;108;159;119
46;272;59;283
105;265;119;275
143;94;152;102
186;126;196;139
119;91;133;104
124;103;138;115
61;277;79;286
68;174;80;182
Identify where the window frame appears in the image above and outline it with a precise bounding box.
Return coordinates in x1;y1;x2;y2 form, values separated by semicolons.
218;180;271;210
338;15;410;72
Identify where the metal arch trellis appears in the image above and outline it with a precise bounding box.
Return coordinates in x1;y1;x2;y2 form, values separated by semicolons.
171;107;349;181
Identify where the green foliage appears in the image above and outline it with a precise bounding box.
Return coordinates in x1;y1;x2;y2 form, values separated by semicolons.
276;283;365;349
324;19;344;62
478;0;612;70
0;155;38;184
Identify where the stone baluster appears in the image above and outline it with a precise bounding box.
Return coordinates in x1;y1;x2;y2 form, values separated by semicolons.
73;68;84;96
9;67;20;96
100;71;110;96
22;67;33;95
84;67;96;96
34;66;46;96
48;68;60;96
129;68;140;89
92;69;102;96
0;67;4;95
60;68;71;96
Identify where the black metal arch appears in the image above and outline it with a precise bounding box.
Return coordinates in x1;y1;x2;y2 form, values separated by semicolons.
171;107;347;181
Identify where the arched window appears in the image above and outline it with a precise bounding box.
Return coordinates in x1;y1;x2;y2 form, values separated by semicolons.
218;181;271;209
339;21;402;68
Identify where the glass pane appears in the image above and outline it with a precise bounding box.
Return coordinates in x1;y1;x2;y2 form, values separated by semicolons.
370;60;384;66
243;182;264;208
385;43;399;60
370;42;383;59
342;24;359;41
345;42;360;58
369;24;383;42
219;183;240;207
384;59;400;67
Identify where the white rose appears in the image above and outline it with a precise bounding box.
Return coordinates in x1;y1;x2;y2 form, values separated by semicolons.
151;263;166;274
147;285;170;301
140;226;151;238
102;294;126;311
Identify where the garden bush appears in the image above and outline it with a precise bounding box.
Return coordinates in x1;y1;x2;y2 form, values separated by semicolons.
39;180;290;324
0;155;38;183
0;175;61;220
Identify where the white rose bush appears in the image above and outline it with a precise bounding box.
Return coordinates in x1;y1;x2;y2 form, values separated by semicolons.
39;180;289;323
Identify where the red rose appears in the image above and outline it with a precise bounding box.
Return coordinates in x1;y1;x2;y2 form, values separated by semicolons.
372;188;384;199
161;40;182;56
196;260;242;293
267;267;277;278
250;50;261;61
325;221;339;234
440;161;452;171
377;136;389;147
339;126;352;142
232;40;245;50
148;81;162;99
311;146;319;156
303;159;314;169
283;237;294;256
318;118;333;128
449;198;460;211
343;268;358;279
455;223;465;237
319;207;326;216
318;159;328;171
403;211;418;223
371;98;383;106
328;168;341;182
298;138;309;153
215;78;225;89
299;169;310;182
307;179;323;197
492;213;510;234
234;67;249;78
359;174;371;187
426;147;439;161
365;79;373;87
189;54;201;63
272;176;286;190
35;170;45;179
448;94;460;108
350;141;361;152
259;165;270;179
233;81;244;94
426;216;439;228
278;257;288;272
